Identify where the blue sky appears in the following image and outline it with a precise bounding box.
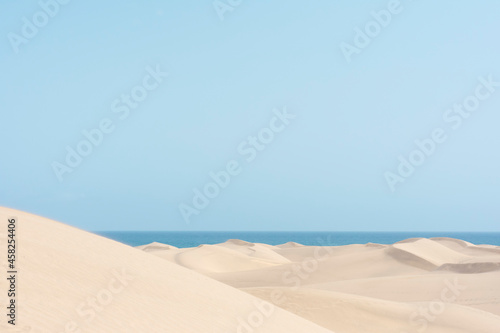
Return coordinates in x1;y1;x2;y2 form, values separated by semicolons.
1;0;499;231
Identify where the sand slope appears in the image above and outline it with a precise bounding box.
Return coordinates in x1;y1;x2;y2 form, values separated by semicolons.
0;207;333;333
244;287;500;333
143;235;500;332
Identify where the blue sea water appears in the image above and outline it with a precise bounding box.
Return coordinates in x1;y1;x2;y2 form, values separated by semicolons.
96;231;500;248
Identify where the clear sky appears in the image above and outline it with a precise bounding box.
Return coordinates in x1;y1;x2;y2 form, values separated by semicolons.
1;0;499;231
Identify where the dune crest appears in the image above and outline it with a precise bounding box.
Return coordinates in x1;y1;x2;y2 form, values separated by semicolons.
277;241;304;248
142;235;500;332
136;242;177;252
0;208;333;333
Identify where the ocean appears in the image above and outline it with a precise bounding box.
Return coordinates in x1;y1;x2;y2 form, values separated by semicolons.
96;231;500;248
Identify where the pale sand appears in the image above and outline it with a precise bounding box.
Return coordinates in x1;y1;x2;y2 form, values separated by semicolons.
0;207;332;333
141;237;500;332
2;207;499;333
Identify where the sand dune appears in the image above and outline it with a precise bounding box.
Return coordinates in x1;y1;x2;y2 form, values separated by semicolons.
217;240;291;264
244;287;500;333
389;238;500;273
4;205;498;333
136;241;178;252
142;235;500;332
171;244;286;273
276;241;304;248
391;238;472;267
0;208;333;333
431;237;500;256
309;272;500;316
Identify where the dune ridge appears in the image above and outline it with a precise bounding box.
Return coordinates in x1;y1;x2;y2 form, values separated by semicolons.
0;208;333;333
2;206;499;333
141;234;500;332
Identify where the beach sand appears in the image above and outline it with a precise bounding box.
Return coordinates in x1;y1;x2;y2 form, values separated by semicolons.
1;207;499;332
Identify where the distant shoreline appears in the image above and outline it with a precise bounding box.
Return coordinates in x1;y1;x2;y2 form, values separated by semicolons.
96;231;500;248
